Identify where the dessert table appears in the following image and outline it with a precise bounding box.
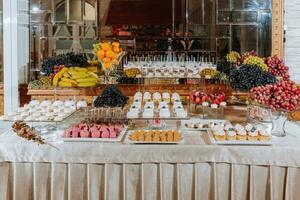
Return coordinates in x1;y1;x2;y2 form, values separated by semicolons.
0;120;300;200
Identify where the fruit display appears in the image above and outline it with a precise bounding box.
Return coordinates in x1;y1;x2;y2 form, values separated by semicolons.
230;65;277;91
94;85;128;108
265;55;290;80
64;122;124;139
189;91;226;106
52;66;99;87
250;80;300;112
28;76;52;89
242;56;268;71
41;53;88;76
288;111;300;121
200;68;217;79
240;51;257;63
93;41;125;71
214;71;229;83
128;130;181;142
216;58;234;76
124;68;141;78
226;51;241;64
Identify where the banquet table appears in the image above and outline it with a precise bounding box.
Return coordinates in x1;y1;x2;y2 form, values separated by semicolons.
1;109;300;200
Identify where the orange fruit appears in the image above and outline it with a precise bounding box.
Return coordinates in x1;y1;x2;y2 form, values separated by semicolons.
97;50;105;59
101;43;111;51
106;50;116;59
112;59;119;65
113;47;120;53
103;62;111;70
102;57;111;63
112;42;120;47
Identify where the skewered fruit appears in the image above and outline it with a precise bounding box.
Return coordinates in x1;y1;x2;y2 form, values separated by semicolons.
200;68;217;79
124;68;141;78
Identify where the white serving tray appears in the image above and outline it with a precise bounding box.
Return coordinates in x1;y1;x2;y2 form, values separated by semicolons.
61;128;127;142
207;130;273;146
124;130;184;144
181;119;228;131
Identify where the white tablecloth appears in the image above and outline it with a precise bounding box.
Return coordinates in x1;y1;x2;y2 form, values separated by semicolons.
0;122;300;200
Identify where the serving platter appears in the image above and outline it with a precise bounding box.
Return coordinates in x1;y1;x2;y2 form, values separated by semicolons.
61;127;127;142
124;130;184;144
181;119;229;131
207;130;273;146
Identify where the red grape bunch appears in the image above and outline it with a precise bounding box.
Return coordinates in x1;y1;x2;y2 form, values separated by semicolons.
250;80;300;112
265;55;290;80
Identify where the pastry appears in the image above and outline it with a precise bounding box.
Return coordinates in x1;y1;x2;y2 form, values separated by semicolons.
176;109;187;118
212;126;226;141
162;92;170;103
143;110;154;118
236;128;247;140
52;99;64;107
134;92;142;101
248;127;259;141
159;108;170;118
76;100;88;109
40;99;52;107
153;92;161;103
143;92;151;102
127;110;139;118
226;130;236;140
257;128;271;141
80;130;90;138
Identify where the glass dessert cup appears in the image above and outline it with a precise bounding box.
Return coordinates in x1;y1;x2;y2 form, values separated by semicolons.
247;103;288;137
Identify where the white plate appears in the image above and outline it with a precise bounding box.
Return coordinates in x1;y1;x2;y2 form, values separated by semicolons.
62;128;127;142
207;130;273;146
124;130;184;144
181;119;228;131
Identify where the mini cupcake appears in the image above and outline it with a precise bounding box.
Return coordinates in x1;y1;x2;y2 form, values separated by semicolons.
248;127;259;141
212;127;226;141
257;128;271;141
236;128;247;140
226;130;236;140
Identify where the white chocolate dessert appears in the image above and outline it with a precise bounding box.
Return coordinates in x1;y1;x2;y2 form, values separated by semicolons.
2;99;79;122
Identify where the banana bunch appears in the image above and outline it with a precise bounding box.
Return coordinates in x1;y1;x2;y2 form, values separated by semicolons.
53;67;99;87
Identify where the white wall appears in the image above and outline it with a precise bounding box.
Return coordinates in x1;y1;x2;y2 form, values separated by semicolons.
285;0;300;83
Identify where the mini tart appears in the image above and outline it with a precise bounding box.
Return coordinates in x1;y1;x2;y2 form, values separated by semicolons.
212;129;226;141
226;131;236;140
236;129;247;140
258;129;271;141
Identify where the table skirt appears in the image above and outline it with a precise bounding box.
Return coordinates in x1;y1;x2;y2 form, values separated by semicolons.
0;162;299;200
